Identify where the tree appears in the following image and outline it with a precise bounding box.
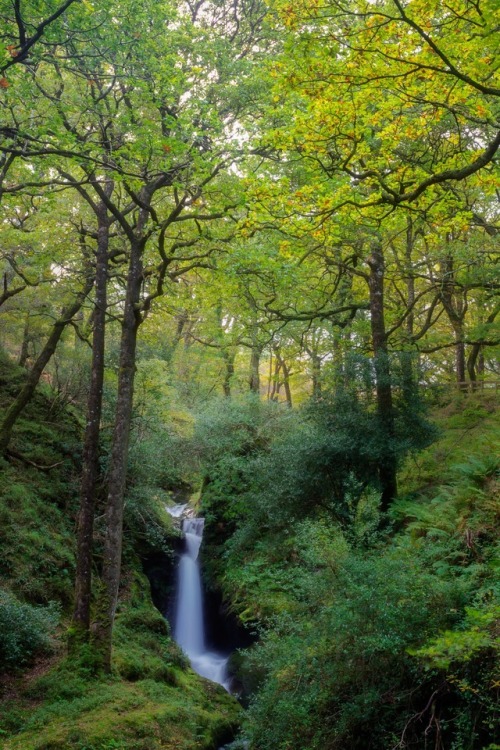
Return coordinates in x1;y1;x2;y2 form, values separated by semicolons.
230;0;500;509
72;180;113;643
0;0;82;78
0;272;94;453
1;0;271;667
264;0;499;211
0;184;98;452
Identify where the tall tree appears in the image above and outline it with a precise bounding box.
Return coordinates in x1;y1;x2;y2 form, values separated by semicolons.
71;180;113;643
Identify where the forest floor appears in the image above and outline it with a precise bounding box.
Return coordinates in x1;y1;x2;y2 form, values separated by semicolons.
0;578;242;750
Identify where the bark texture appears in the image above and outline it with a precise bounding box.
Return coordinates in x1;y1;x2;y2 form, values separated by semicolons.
92;235;144;671
368;243;397;514
222;348;235;397
72;205;110;642
249;343;262;394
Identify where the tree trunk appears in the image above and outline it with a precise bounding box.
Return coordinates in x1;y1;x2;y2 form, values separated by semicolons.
477;351;485;377
71;206;110;645
401;218;416;401
439;252;467;389
367;242;397;514
282;363;292;408
249;343;261;394
455;327;466;387
18;313;31;368
0;277;93;454
92;236;144;671
467;342;480;389
310;350;322;398
273;346;292;407
245;292;262;395
269;354;281;401
267;347;273;400
164;311;187;366
466;305;499;389
222;348;235;397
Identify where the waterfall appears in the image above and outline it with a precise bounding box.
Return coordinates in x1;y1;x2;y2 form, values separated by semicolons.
173;516;231;691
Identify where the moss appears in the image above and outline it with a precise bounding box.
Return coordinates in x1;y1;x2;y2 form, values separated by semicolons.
0;565;241;749
0;357;81;606
111;572;187;684
1;579;242;750
0;465;76;605
1;664;241;750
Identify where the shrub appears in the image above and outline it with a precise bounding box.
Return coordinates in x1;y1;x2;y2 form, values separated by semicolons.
0;588;60;669
242;541;469;750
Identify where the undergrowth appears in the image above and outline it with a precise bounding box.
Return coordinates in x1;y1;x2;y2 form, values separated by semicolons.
0;576;240;750
199;393;499;750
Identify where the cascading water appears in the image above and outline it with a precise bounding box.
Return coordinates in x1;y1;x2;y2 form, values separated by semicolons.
173;516;231;691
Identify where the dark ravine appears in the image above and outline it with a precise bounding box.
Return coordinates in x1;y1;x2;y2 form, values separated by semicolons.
143;508;251;750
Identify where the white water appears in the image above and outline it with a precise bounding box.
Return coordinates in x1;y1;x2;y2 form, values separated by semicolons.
166;502;188;518
174;517;231;691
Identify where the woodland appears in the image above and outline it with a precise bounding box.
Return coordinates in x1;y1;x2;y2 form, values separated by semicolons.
0;0;499;748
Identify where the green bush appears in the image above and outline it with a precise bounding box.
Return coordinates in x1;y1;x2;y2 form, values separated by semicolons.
241;539;472;749
0;589;60;669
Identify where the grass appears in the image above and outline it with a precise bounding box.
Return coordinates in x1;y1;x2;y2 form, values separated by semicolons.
398;391;500;496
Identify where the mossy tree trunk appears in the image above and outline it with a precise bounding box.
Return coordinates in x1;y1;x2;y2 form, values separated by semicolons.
249;341;262;394
92;233;144;671
18;313;31;368
401;217;417;402
72;198;111;645
438;252;468;388
466;304;499;388
310;349;322;398
222;348;235;397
